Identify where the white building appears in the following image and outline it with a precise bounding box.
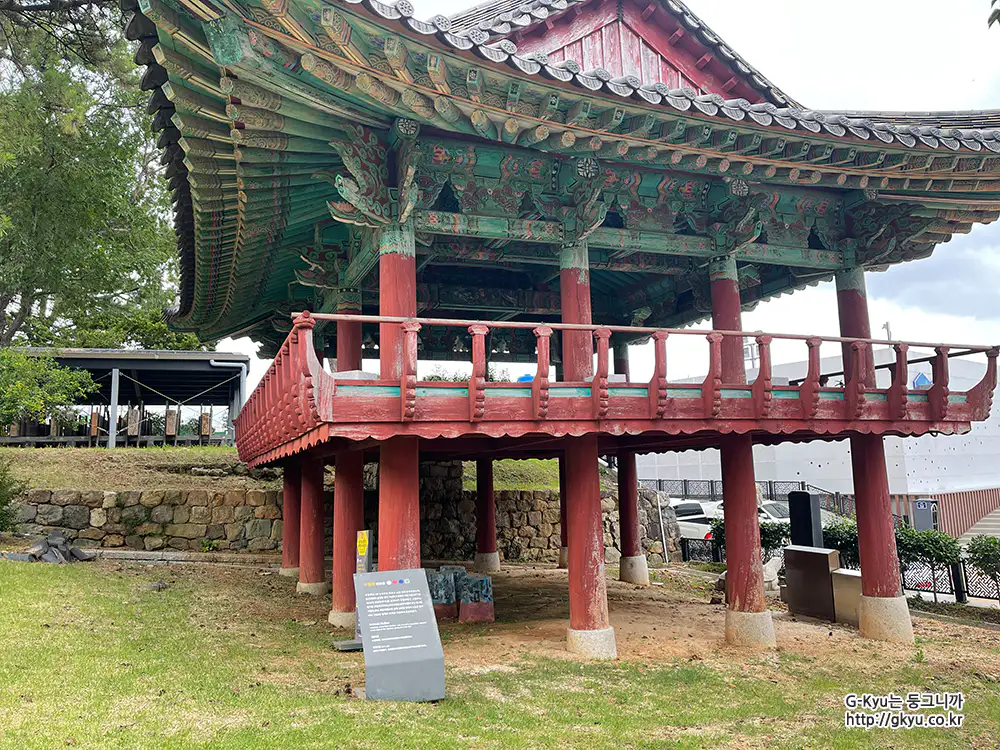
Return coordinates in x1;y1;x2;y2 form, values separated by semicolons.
636;349;1000;495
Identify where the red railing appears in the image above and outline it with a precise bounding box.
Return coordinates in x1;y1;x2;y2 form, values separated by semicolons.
234;311;998;465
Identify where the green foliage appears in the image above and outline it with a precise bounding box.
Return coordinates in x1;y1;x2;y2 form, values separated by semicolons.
0;349;95;424
966;535;1000;586
897;527;962;602
200;539;220;553
0;10;197;351
0;455;27;532
822;518;861;569
707;517;790;557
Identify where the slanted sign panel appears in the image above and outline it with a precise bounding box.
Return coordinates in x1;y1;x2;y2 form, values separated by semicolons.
354;568;445;702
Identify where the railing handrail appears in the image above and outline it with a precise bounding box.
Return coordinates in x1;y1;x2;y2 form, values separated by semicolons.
293;311;999;355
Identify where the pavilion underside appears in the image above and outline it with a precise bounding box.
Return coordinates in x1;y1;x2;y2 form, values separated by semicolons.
130;0;1000;657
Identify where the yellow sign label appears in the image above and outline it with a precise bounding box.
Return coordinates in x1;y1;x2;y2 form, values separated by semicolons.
357;530;369;557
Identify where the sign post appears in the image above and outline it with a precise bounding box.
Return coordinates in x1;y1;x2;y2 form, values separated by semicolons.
333;530;373;652
354;568;445;702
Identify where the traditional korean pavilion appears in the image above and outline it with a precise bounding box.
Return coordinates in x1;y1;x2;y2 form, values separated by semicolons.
126;0;1000;655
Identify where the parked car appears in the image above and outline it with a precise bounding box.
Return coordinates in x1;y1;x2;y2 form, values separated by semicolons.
668;499;718;541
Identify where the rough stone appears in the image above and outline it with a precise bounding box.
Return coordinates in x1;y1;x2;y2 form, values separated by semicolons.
173;506;191;524
80;491;104;509
133;523;162;536
224;490;245;506
140;490;165;508
255;504;281;520
89;508;107;528
205;524;225;540
168;537;188;550
189;506;211;524
13;502;36;523
247;537;277;551
187;490;210;507
211;506;235;524
234;506;254;521
120;491;141;507
77;528;106;541
62;506;91;531
103;534;125;547
164;524;207;539
246;490;266;507
124;535;144;550
244;519;272;539
150;506;173;524
51;489;80;507
102;492;118;509
163;490;183;506
26;489;52;505
35;504;63;525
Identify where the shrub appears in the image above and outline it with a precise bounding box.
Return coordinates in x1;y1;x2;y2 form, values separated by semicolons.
897;527;962;602
708;517;790;558
0;456;27;532
823;518;860;569
966;535;1000;597
0;348;96;424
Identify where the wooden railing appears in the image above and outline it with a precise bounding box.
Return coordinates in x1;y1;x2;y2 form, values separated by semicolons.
234;311;998;465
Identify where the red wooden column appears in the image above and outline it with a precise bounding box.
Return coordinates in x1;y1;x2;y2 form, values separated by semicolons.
709;254;775;647
279;459;301;577
560;241;616;658
614;344;648;584
377;221;421;572
558;457;569;569
297;454;329;595
474;458;500;572
837;267;913;643
329;295;365;627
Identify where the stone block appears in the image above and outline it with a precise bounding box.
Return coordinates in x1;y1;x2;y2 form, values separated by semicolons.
77;528;106;541
542;509;560;524
133;523;162;536
255;504;281;520
74;539;102;549
102;492;117;509
163;490;183;506
125;535;144;549
537;522;553;539
103;534;125;547
164;523;207;539
527;511;542;526
186;490;210;507
211;506;234;524
75;491;102;509
528;537;547;548
168;537;188;550
266;490;280;506
225;523;244;541
140;490;165;508
150;506;173;524
648;553;664;566
90;508;107;528
224;490;245;506
119;491;141;507
122;505;149;526
270;520;283;540
173;506;191;524
605;547;621;564
244;519;272;539
36;504;63;525
246;490;266;507
13;502;36;524
247;537;277;551
26;489;52;505
234;506;254;521
144;536;166;551
189;506;211;524
51;489;80;507
205;524;225;540
211;492;226;507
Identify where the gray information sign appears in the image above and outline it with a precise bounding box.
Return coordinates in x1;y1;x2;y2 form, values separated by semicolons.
354;568;445;702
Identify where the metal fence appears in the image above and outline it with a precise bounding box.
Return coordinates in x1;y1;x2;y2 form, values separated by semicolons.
640;479;811;504
679;541;1000;604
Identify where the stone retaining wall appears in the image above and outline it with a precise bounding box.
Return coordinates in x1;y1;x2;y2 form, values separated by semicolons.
13;461;681;564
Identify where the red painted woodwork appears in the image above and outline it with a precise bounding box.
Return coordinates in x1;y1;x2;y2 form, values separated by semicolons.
281;459;301;571
378;436;420;571
852;433;903;597
720;433;766;612
566;434;610;631
234;313;998;468
332;450;364;616
618;449;640;558
379;252;416;380
837;286;875;387
507;0;767;102
476;458;497;555
709;275;746;385
336;319;362;371
560;267;594;381
299;455;326;585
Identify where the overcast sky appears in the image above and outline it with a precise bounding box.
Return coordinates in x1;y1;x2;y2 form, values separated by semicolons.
220;0;1000;388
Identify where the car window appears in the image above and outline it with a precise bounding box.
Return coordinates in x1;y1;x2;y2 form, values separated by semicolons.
673;503;705;518
763;502;790;519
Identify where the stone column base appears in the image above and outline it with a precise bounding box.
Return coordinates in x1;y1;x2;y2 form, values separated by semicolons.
328;610;356;629
859;594;914;643
567;626;617;659
558;546;569;569
619;555;650;585
474;551;501;573
278;567;299;578
725;609;776;648
296;580;331;596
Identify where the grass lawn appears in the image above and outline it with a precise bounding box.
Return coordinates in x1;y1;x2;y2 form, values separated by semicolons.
1;558;998;749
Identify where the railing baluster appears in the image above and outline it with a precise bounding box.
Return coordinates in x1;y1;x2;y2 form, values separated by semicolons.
967;347;999;420
888;343;909;419
532;326;552;419
400;320;421;421
798;337;822;418
648;331;668;419
929;346;950;420
468;324;489;421
702;333;723;418
845;341;867;418
752;334;773;418
593;329;611;419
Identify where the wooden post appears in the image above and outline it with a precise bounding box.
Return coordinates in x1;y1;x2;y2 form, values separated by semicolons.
107;368;120;449
330;450;364;627
836;267;913;643
560;241;616;658
709;254;775;648
297;455;329;595
376;220;422;572
336;289;362;371
280;459;301;577
614;349;648;583
474;458;500;572
558;457;569;569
